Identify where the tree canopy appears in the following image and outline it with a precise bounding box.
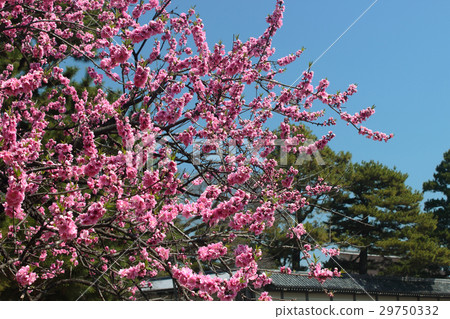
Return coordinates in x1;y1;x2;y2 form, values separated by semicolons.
423;149;450;248
0;0;394;300
328;161;449;277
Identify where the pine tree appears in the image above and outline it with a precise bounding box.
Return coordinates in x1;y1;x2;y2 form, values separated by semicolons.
328;160;448;277
423;149;450;248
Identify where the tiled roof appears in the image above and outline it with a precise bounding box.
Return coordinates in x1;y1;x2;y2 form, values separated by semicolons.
266;272;450;297
144;271;450;298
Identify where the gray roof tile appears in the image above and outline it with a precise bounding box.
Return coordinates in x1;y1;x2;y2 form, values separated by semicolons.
266;273;450;297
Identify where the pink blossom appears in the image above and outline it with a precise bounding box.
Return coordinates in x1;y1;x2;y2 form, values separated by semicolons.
197;242;228;261
158;204;179;223
128;20;165;43
38;251;47;262
308;262;341;284
78;202;106;225
177;127;196;147
234;245;254;267
83;160;102;177
258;291;272;301
5;187;25;207
253;272;272;289
155;246;170;260
143;170;159;188
277;54;297;66
134;65;149;88
340;107;375;125
109;44;132;66
100;25;118;39
359;126;394;142
16;266;38;286
227;166;252;185
54;212;78;241
280;266;292;274
322;247;340;257
192;177;204;185
288;223;306;239
118;262;147;279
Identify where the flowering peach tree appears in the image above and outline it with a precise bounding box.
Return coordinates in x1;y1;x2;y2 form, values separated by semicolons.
0;0;392;300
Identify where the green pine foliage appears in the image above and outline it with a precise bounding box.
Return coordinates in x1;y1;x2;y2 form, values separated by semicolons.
422;149;450;276
423;149;450;248
329;160;449;277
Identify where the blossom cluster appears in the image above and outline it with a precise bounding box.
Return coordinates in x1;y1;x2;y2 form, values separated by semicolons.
197;242;228;261
16;266;38;287
340;107;376;125
308;263;341;284
172;245;271;301
0;0;392;301
288;224;307;240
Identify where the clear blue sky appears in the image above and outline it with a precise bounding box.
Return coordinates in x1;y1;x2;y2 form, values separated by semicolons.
176;0;450;195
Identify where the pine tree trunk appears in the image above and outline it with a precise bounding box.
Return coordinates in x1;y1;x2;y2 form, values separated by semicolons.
292;249;301;271
359;247;368;274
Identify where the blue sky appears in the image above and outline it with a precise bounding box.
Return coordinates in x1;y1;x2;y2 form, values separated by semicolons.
177;0;450;195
